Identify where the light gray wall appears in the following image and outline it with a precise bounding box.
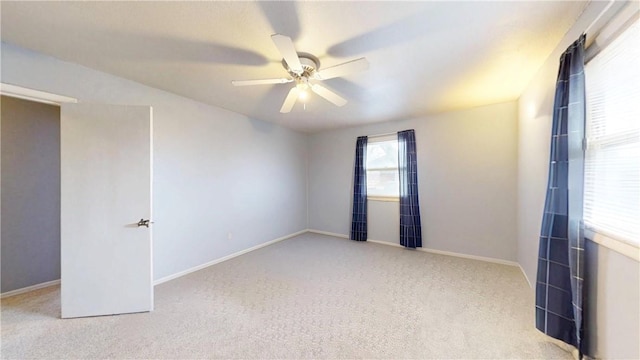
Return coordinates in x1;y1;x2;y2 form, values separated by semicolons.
1;96;61;293
1;42;308;282
309;101;519;261
368;201;399;243
517;2;640;357
584;240;640;359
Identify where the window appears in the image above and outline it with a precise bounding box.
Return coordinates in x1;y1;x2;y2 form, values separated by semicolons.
584;17;640;245
366;135;399;200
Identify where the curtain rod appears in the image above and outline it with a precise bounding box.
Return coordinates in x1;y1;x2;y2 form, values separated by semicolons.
584;0;615;36
584;1;637;63
367;131;397;138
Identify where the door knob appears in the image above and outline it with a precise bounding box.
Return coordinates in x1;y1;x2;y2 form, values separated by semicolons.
137;219;153;228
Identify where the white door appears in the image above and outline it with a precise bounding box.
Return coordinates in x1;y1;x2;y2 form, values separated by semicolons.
60;103;153;318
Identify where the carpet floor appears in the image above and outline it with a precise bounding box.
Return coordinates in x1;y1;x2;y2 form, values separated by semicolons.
1;233;571;359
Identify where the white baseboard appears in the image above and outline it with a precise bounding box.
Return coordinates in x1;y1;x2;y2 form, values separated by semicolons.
308;229;519;267
153;229;307;286
1;279;60;299
0;230;529;297
367;238;405;248
519;264;533;289
416;246;519;267
307;229;348;239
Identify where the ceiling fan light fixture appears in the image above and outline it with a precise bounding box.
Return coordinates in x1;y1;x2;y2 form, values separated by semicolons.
232;34;368;112
296;82;310;100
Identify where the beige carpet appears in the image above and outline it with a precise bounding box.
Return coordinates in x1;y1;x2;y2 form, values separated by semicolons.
1;233;571;359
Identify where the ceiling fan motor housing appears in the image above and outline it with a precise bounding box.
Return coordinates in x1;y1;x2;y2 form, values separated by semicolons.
231;34;361;112
283;53;320;83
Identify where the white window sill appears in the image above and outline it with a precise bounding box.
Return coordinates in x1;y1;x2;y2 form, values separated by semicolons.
584;227;639;262
368;196;399;202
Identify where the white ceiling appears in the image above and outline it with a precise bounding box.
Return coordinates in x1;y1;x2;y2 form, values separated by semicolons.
0;1;587;133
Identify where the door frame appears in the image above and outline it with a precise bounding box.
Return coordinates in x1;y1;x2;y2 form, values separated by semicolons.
0;84;155;313
0;83;77;106
0;83;77;300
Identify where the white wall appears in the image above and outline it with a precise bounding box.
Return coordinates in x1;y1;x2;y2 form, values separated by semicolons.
517;2;640;358
0;42;308;282
309;101;519;262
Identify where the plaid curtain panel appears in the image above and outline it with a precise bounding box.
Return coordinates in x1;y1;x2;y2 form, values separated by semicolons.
398;130;422;248
535;34;586;355
351;136;368;241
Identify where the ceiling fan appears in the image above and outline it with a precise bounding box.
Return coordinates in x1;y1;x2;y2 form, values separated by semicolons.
231;34;369;113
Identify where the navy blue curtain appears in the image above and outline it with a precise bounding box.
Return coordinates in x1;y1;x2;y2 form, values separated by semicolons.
535;34;586;355
398;130;422;248
351;136;367;241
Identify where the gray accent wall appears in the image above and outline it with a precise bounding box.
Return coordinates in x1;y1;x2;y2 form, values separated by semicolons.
1;96;61;293
1;42;308;283
309;101;519;262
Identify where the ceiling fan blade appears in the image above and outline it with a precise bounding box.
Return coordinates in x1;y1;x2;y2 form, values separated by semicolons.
231;78;293;86
311;84;347;107
280;87;300;113
271;34;303;74
315;57;369;80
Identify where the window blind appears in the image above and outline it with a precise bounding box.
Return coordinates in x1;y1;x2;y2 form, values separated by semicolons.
366;135;399;198
584;18;640;244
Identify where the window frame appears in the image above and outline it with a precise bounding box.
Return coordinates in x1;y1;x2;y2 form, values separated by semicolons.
366;134;400;202
583;5;640;261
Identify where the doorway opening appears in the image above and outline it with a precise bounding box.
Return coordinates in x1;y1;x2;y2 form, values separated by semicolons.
1;95;62;300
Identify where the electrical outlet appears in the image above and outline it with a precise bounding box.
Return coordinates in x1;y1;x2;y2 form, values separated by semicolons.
227;232;233;240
